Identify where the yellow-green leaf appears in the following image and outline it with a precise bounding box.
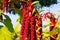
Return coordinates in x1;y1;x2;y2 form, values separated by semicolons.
32;8;36;14
14;22;20;33
32;1;39;5
16;16;20;22
58;10;60;12
0;9;3;14
0;27;13;40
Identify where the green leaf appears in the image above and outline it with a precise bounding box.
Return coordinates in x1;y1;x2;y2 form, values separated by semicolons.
50;27;58;35
0;10;3;14
58;28;60;33
1;14;14;33
56;33;60;40
32;1;39;5
0;25;3;29
14;8;22;22
32;8;37;15
0;0;2;2
32;8;36;14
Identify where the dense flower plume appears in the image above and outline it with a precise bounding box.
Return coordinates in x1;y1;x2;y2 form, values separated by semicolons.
0;0;60;40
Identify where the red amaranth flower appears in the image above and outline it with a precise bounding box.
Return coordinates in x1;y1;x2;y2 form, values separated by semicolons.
30;16;36;40
20;16;25;40
20;0;36;40
28;0;34;12
3;0;8;13
24;15;30;40
20;3;27;40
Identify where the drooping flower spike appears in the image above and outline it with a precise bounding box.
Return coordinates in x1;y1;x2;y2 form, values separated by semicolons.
3;0;8;13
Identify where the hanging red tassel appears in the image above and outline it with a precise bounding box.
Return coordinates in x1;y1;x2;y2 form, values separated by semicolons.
30;16;36;40
28;0;36;40
3;0;8;13
23;12;29;40
20;16;25;40
28;0;34;12
20;0;36;40
20;3;27;40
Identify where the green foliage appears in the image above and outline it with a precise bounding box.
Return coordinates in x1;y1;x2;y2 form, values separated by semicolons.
0;14;20;40
0;0;2;2
43;30;50;37
0;27;15;40
50;27;58;35
1;14;14;33
0;25;3;29
14;8;22;22
32;8;37;15
56;33;60;40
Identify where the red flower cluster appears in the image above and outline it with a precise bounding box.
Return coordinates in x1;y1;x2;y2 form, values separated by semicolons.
3;0;8;13
20;0;36;40
43;12;57;31
30;16;36;40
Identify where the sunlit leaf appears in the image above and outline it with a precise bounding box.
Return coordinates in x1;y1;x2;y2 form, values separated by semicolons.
16;16;20;22
14;22;20;33
32;8;36;14
0;10;3;14
43;33;50;37
43;30;50;37
0;27;13;40
55;20;60;27
56;33;60;40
